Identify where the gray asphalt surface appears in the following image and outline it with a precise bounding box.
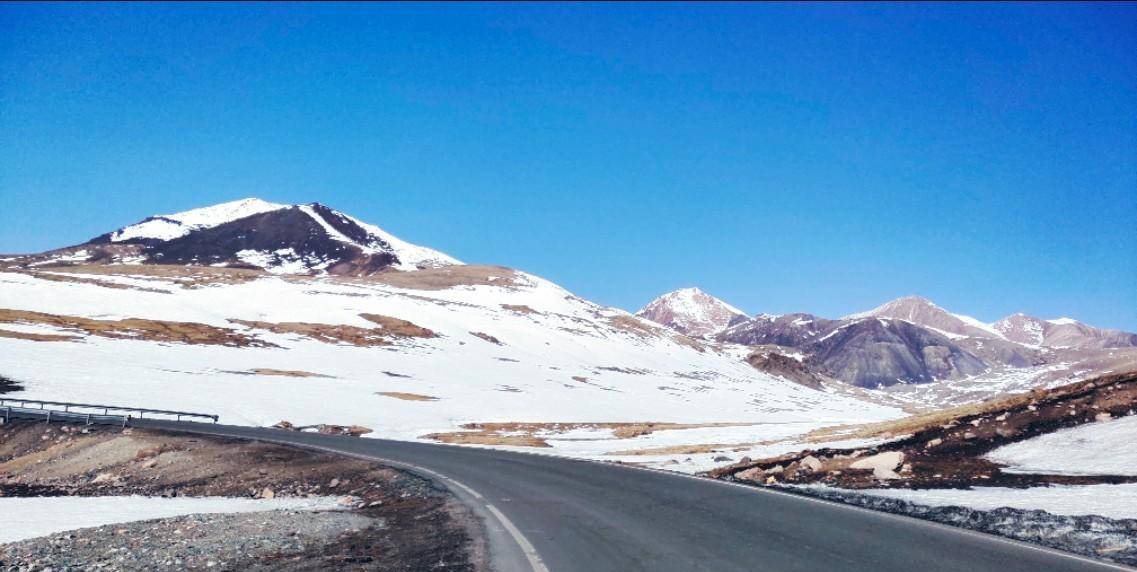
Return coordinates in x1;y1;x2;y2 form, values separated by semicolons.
106;419;1128;572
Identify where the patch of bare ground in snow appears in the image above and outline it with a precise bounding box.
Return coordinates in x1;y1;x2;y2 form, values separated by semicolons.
468;331;502;345
0;421;485;571
10;263;265;287
423;421;762;449
607;439;787;457
421;432;553;448
0;328;81;342
376;392;439;402
604;314;707;352
6;268;172;293
230;313;434;347
343;264;522;291
358;313;436;338
230;369;336;378
228;319;393;346
500;303;537;315
0;308;274;347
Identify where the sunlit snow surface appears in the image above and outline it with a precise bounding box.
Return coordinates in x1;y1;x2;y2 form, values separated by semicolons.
0;269;902;471
848;483;1137;520
986;415;1137;476
0;495;343;544
110;198;287;242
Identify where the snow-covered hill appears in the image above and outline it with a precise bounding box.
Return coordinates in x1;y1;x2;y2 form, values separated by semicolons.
635;287;746;338
0;262;902;472
5;198;1132;471
25;198;460;274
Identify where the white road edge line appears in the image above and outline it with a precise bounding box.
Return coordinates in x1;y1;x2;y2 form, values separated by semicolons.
408;426;1135;572
134;419;1134;572
146;425;546;572
487;504;550;572
617;462;1137;572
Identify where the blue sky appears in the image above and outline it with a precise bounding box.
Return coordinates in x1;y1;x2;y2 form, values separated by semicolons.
2;3;1135;329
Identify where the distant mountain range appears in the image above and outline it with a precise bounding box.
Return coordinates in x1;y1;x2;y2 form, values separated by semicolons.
639;290;1137;389
3;196;1134;422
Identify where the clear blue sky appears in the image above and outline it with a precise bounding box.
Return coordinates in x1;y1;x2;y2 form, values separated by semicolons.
2;3;1135;329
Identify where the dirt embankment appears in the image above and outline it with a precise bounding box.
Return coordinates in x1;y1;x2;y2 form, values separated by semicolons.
708;371;1137;489
0;421;485;571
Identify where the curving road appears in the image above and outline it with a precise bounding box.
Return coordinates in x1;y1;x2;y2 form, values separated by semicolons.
88;419;1127;572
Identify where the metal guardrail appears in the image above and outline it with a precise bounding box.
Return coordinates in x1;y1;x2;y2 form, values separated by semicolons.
0;398;218;426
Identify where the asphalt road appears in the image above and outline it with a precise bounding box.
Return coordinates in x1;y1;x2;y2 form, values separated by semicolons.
90;419;1126;572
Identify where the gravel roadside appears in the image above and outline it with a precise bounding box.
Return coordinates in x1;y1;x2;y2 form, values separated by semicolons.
0;421;486;571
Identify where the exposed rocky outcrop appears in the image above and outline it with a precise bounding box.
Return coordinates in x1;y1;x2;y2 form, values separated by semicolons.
0;375;24;395
745;351;823;389
718;313;834;347
805;318;988;388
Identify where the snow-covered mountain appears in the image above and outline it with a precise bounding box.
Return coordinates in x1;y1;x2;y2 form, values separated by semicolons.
0;200;906;473
851;296;1136;352
847;296;1002;339
720;314;989;388
635;287;746;338
993;313;1137;350
713;295;1136;390
26;198;459;274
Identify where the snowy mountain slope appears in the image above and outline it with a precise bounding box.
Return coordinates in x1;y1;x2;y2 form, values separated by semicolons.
0;264;903;471
847;296;1003;339
103;198;289;242
994;313;1137;350
23;198;460;274
806;317;989;388
635;287;747;338
852;297;1136;352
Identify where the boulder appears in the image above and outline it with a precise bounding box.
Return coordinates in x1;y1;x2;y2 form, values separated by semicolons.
736;467;765;481
849;451;904;480
800;455;823;473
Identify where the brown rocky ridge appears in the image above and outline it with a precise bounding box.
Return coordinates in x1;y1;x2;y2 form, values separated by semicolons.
708;371;1137;490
